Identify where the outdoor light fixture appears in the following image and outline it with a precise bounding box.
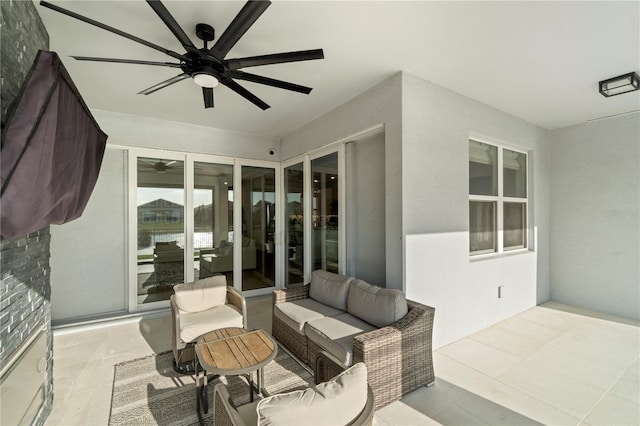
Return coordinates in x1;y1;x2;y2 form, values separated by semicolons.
599;72;640;97
193;73;219;88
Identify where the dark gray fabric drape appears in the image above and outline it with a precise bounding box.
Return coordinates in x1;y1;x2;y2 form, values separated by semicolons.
1;50;107;240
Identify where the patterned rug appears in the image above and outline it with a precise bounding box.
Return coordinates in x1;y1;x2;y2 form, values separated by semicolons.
109;348;313;426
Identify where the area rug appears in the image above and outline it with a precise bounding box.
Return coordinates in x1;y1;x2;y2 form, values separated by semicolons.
109;348;313;426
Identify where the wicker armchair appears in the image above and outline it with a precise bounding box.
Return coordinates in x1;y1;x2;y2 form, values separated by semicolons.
213;357;374;426
171;277;246;373
273;284;435;410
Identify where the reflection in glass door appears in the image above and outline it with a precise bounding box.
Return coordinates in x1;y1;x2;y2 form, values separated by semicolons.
311;152;339;273
284;163;304;286
136;157;184;304
193;162;234;285
241;166;276;291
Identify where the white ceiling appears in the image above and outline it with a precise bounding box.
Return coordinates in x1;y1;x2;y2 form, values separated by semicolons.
36;1;640;138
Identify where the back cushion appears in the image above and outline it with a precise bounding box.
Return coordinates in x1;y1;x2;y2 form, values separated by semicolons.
347;279;408;327
309;270;353;311
257;362;368;426
173;275;227;313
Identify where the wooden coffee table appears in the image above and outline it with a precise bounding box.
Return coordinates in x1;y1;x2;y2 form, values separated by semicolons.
194;327;277;421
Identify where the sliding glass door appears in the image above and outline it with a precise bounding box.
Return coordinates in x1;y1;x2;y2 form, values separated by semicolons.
284;163;304;285
311;152;340;273
136;156;185;305
193;162;234;285
241;166;276;291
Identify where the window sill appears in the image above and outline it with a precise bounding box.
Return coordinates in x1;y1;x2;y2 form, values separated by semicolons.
469;248;532;262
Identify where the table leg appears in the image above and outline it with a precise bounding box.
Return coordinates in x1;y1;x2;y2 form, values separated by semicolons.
259;367;264;396
249;371;254;403
195;359;208;425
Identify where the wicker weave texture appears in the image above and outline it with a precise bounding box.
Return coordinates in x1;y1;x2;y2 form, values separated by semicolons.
213;388;235;426
272;284;310;304
354;300;435;409
272;314;308;364
273;287;436;411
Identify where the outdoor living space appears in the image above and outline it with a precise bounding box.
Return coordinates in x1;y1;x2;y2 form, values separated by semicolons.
45;296;639;426
2;2;639;426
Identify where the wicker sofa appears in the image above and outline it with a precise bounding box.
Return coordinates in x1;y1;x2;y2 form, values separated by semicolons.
272;270;435;410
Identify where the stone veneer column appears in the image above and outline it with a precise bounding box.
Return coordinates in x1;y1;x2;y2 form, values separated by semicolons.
0;1;53;424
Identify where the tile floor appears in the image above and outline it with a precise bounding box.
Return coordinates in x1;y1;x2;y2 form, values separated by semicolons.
45;299;639;425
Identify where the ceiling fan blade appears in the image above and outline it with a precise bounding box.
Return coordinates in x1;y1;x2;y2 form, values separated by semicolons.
226;49;324;71
221;78;270;110
203;88;214;108
39;1;186;61
210;0;271;60
71;56;182;68
229;71;312;94
146;0;200;55
138;73;190;95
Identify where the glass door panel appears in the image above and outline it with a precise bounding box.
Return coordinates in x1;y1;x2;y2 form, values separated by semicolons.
285;163;304;286
311;152;339;273
136;157;184;305
241;166;276;291
193;162;234;285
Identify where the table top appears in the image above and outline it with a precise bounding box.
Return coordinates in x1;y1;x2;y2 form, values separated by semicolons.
195;327;277;376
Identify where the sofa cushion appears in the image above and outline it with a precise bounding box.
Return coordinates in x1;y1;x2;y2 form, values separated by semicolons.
347;279;408;328
273;298;343;335
179;304;243;343
309;270;354;311
257;362;368;426
174;276;227;313
305;313;376;366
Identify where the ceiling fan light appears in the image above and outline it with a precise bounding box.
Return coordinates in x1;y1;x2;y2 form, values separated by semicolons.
193;73;219;88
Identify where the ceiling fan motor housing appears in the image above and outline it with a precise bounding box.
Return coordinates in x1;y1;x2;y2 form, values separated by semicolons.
196;23;215;42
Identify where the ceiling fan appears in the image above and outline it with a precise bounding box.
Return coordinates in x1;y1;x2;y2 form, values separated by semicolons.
138;159;177;173
39;0;324;110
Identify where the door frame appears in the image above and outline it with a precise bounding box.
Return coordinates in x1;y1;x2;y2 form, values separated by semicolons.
128;148;279;312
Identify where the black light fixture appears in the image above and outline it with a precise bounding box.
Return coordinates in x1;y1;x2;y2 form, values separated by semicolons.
599;72;640;97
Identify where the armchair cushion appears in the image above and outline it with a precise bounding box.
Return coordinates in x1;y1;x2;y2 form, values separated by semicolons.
256;362;368;426
173;276;226;313
309;270;353;311
179;304;243;343
347;279;408;328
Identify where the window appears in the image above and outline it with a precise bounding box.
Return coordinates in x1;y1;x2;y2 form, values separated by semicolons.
469;139;528;255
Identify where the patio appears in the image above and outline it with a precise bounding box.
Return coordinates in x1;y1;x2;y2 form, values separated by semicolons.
45;298;639;425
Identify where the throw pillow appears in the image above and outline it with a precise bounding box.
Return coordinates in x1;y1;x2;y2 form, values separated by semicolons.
257;362;368;426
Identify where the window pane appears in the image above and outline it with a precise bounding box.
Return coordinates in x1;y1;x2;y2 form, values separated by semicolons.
469;140;498;196
504;202;526;249
503;149;527;198
469;201;496;254
285;163;304;286
312;152;339;273
241;166;276;291
194;162;233;285
136;157;184;304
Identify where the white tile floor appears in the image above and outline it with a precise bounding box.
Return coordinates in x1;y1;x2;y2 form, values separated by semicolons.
45;299;639;426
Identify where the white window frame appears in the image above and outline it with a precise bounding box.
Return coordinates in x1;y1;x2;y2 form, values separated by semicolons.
469;136;529;258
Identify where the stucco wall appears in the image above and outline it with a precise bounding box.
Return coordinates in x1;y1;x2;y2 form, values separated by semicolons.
549;114;640;320
50;148;127;321
401;72;551;348
281;73;403;288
